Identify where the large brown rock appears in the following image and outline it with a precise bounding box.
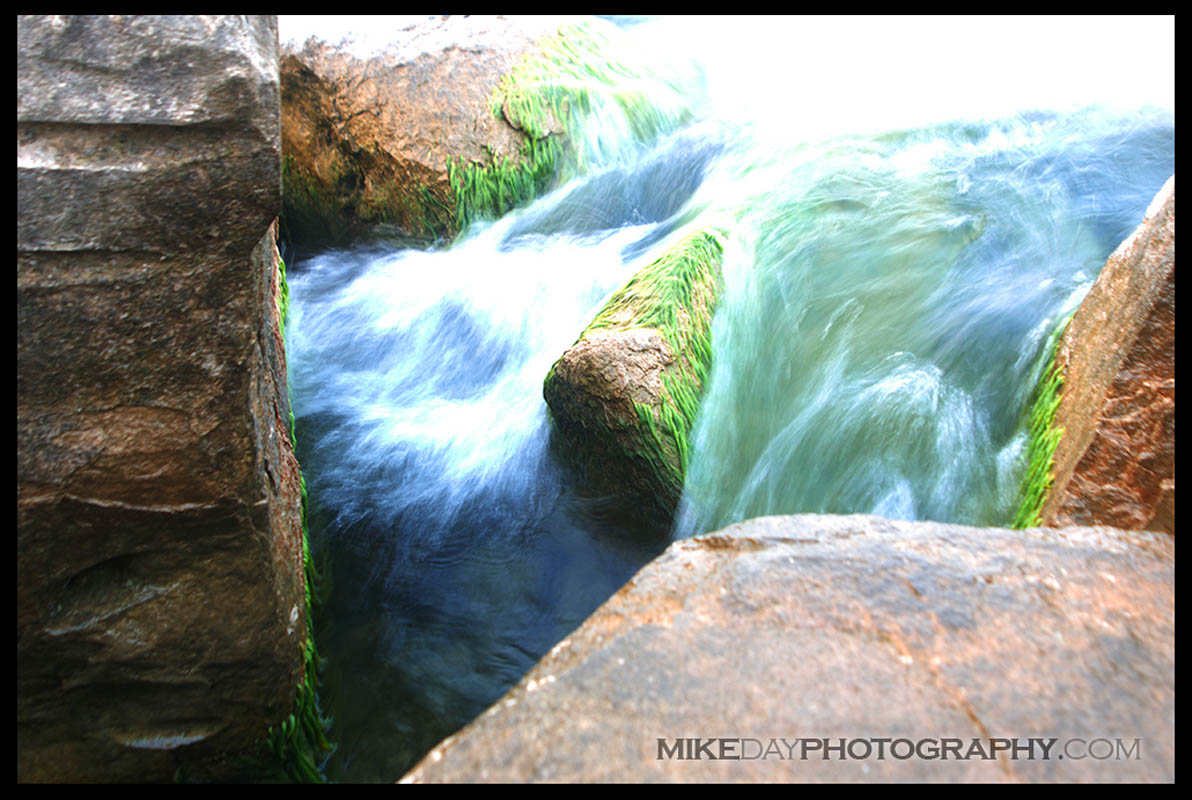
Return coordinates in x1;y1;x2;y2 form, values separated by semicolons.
18;15;307;782
1041;176;1174;534
403;515;1174;783
279;15;570;245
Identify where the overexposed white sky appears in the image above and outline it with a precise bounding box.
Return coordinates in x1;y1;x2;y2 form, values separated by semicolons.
280;15;1175;135
280;14;434;53
636;15;1175;133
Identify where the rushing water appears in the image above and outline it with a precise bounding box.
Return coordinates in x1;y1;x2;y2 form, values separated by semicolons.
281;16;1174;781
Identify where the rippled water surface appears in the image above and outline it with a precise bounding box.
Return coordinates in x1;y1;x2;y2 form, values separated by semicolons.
281;15;1173;781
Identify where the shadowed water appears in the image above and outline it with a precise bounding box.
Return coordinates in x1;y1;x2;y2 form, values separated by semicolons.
287;221;677;781
281;15;1174;781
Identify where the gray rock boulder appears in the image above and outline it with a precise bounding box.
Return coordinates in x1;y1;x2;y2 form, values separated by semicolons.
18;15;310;782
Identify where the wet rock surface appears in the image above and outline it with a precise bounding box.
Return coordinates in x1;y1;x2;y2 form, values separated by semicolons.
544;231;723;526
279;15;569;246
18;15;304;782
545;327;678;522
1042;176;1175;534
403;514;1175;783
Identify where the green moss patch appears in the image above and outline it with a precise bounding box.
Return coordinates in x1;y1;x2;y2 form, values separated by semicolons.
491;21;685;147
451;21;691;233
448;136;563;232
1011;313;1071;529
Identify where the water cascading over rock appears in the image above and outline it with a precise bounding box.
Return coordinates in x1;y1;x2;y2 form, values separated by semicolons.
543;229;724;526
275;14;1174;784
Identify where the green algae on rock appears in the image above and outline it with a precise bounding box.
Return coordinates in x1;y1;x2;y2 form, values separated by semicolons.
1037;176;1175;534
451;20;692;233
265;251;334;783
1013;175;1175;533
281;17;692;246
281;16;696;246
1011;312;1070;529
448;136;563;233
544;229;724;524
279;17;558;247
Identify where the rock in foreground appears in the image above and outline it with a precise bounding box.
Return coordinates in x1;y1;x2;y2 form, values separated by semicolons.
403;515;1174;783
18;15;310;782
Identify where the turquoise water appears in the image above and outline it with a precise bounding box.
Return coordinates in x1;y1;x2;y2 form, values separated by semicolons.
676;109;1174;535
282;15;1174;781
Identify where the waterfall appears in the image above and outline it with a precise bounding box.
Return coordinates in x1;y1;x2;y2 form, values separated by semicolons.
281;15;1174;781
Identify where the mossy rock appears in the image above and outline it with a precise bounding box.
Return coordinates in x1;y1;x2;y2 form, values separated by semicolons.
265;251;333;783
280;18;696;249
544;229;724;524
279;24;511;248
280;17;694;248
1016;176;1175;533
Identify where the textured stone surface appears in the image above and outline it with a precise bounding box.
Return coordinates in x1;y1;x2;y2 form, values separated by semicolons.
545;327;677;520
544;231;723;526
18;16;305;782
1042;176;1175;534
18;15;281;255
403;515;1175;783
279;15;567;245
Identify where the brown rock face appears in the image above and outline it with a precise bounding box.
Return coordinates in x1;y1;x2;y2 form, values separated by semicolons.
403;515;1174;783
1041;176;1174;534
279;16;564;245
545;328;677;513
18;16;306;782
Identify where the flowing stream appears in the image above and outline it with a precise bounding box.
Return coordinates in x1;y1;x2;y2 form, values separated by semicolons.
281;16;1174;782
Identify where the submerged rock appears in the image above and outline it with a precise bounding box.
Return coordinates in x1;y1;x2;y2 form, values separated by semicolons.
1015;176;1174;534
18;15;312;782
543;230;724;525
402;514;1175;783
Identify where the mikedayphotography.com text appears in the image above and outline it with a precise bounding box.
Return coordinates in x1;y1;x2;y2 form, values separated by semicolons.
656;737;1142;762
